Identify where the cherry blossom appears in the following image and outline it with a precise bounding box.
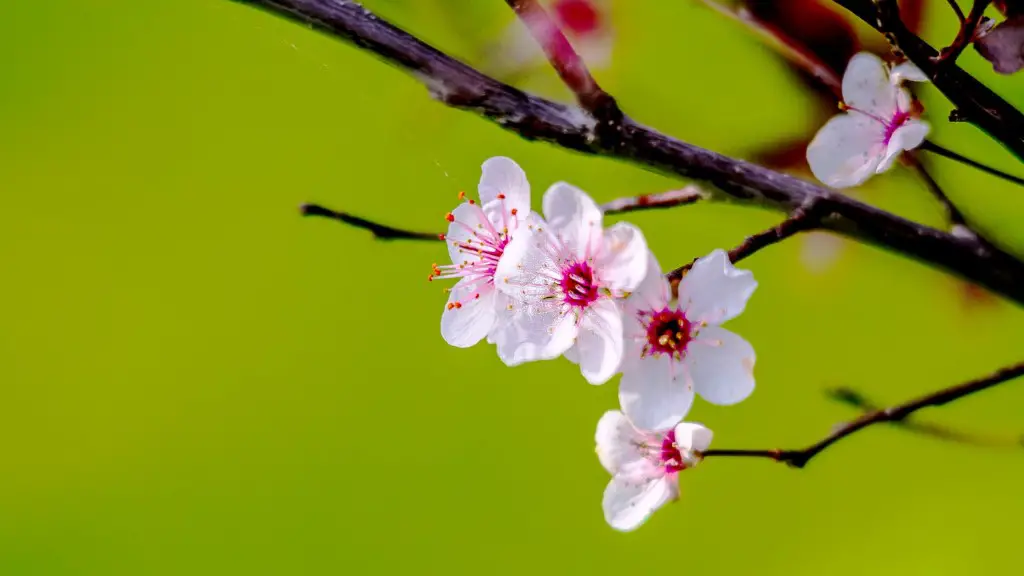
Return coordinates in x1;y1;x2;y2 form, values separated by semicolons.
494;182;647;384
432;157;541;349
596;410;712;531
806;52;930;188
618;250;757;431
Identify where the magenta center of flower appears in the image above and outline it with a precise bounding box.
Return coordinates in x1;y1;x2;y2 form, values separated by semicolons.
641;307;693;360
660;429;687;474
560;260;600;309
554;0;601;35
882;110;911;145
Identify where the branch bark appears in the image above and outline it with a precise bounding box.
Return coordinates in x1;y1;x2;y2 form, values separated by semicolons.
232;0;1024;306
702;361;1024;468
831;0;1024;160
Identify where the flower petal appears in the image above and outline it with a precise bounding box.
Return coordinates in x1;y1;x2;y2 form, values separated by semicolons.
493;226;552;303
491;305;576;366
619;354;695;432
603;475;673;532
445;202;498;266
686;326;756;405
890;61;928;85
672;422;713;453
595;410;646;474
441;283;498;348
595;222;649;292
627;251;669;313
678;249;757;326
842;52;897;118
479;156;531;225
542;182;603;260
878;119;929;173
577;298;624;385
807;113;886;188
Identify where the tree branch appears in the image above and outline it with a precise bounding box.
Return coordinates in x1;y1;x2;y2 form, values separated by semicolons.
701;361;1024;468
300;186;709;241
921;140;1024;187
935;0;993;65
232;0;1024;305
830;0;1024;160
502;0;621;121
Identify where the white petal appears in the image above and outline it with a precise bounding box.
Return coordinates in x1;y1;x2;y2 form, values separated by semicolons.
627;251;669;313
878;119;929;173
890;61;928;85
678;249;757;325
479;156;531;225
576;299;624;385
441;283;498;348
445;202;496;266
595;222;649;292
672;422;713;453
542;182;603;260
686;326;756;406
619;354;695;432
842;52;897;118
492;306;576;366
595;410;646;474
807;113;886;188
603;475;673;532
493;226;553;303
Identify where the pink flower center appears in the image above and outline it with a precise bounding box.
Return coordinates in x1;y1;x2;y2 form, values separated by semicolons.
560;260;600;308
659;429;687;474
553;0;602;35
882;110;911;145
640;307;693;360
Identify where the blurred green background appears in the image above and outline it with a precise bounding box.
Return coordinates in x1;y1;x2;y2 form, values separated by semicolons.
2;1;1023;574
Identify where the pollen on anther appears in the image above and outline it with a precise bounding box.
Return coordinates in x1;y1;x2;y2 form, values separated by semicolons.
497;193;506;199
473;293;480;299
510;208;518;216
838;101;849;111
454;301;463;309
447;303;455;310
438;233;446;241
458;191;466;200
445;212;455;222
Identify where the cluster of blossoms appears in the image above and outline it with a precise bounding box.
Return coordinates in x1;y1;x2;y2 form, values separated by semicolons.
431;157;758;531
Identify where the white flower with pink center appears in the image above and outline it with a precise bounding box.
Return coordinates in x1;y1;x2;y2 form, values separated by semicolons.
494;182;647;384
807;52;930;188
595;410;712;532
432;157;541;349
618;250;757;431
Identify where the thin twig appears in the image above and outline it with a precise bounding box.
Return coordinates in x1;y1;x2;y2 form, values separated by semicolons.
921;140;1024;187
944;0;967;23
667;201;825;284
904;154;970;229
232;0;1024;305
827;387;1024;449
831;0;1024;160
502;0;621;121
300;186;709;241
701;361;1024;468
935;0;993;64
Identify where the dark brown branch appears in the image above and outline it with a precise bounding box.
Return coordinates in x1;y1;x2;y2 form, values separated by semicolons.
231;0;1024;305
667;200;824;284
502;0;621;121
921;140;1024;186
701;361;1024;468
944;0;968;23
936;0;993;64
300;186;708;241
827;386;1024;449
830;0;1024;160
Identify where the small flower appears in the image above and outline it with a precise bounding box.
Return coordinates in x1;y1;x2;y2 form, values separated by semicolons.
618;250;757;431
494;182;648;384
433;157;541;348
595;410;712;532
806;52;930;188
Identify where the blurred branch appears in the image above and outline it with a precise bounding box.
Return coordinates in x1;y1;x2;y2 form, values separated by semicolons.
830;0;1024;160
921;140;1024;187
827;386;1024;449
904;155;973;232
935;0;993;64
300;186;709;241
702;360;1024;468
232;0;1024;305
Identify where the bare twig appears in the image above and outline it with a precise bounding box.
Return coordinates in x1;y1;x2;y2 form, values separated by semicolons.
831;0;1024;160
827;386;1024;449
300;186;708;241
904;154;971;230
232;0;1024;305
502;0;621;121
935;0;993;64
701;361;1024;468
921;140;1024;187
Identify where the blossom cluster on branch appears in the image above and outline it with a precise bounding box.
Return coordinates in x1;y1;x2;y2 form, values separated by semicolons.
433;157;757;530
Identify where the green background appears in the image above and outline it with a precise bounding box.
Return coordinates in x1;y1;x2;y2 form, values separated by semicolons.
2;1;1023;574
